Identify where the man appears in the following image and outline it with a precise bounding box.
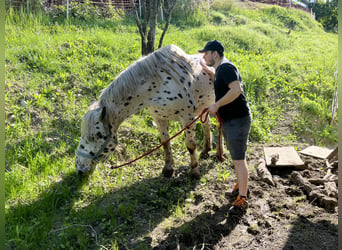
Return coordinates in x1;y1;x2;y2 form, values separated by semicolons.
199;40;252;215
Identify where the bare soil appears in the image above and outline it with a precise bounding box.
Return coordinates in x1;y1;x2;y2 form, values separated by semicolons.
148;143;338;249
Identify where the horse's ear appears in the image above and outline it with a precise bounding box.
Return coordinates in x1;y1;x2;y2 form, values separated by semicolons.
100;106;106;122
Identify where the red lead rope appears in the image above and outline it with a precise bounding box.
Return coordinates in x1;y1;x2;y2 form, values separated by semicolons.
110;108;223;170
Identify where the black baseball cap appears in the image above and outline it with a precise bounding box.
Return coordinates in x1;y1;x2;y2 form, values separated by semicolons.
198;40;224;54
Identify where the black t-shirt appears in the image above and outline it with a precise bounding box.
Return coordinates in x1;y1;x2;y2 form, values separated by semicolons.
214;61;250;120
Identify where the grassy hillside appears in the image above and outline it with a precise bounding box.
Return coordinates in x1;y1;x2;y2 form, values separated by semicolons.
5;1;337;249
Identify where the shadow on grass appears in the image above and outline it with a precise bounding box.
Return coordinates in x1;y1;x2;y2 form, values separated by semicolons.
5;171;89;248
6;156;226;249
153;203;241;249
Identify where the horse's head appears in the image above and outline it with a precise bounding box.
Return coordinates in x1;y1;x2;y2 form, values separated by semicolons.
75;105;117;175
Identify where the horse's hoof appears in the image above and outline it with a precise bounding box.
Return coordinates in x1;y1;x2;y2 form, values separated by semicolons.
162;167;174;178
191;167;201;179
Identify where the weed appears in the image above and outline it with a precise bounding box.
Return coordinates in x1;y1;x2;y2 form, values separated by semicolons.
5;3;337;249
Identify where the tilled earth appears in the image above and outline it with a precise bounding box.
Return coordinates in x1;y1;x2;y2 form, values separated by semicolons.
148;143;338;249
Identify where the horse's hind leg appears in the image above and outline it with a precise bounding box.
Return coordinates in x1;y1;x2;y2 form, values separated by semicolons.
151;116;174;178
200;117;212;159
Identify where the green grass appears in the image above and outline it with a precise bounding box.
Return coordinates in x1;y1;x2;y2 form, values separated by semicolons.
5;2;337;249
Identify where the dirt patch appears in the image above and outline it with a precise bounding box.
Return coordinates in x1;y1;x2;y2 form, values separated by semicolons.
148;143;338;249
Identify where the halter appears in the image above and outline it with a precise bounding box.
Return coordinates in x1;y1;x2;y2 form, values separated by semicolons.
76;133;113;161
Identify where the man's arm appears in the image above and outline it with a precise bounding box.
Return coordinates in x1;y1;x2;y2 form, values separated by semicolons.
208;80;242;114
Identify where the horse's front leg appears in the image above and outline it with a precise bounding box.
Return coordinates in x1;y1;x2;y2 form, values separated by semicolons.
183;122;201;179
151;116;174;178
200;117;212;159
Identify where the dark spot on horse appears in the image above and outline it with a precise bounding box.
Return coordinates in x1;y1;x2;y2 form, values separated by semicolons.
181;108;184;111
165;81;169;84
156;91;160;94
175;111;179;114
80;145;85;149
127;96;132;101
148;88;152;91
152;82;156;85
95;122;99;125
164;90;171;94
178;93;183;99
167;76;172;80
139;103;144;106
109;125;113;130
96;126;100;129
111;148;115;151
154;110;158;113
163;104;166;106
96;132;103;138
160;70;164;72
158;97;162;100
188;82;191;87
199;95;203;99
189;100;193;105
124;102;129;106
203;72;206;75
89;151;95;156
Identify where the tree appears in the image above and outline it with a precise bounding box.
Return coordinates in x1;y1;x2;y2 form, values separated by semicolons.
311;0;338;32
131;0;177;55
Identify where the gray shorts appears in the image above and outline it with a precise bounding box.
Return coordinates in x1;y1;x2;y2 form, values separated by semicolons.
222;115;252;160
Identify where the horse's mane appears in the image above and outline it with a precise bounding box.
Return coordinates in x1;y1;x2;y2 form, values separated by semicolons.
99;45;195;111
82;45;196;138
81;101;101;139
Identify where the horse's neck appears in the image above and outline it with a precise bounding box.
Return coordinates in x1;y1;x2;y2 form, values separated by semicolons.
108;94;149;133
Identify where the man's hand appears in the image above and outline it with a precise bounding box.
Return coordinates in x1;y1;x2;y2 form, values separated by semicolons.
208;103;219;115
200;59;215;79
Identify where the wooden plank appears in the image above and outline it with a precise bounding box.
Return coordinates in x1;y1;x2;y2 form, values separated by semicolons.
326;147;338;162
300;146;334;159
264;146;304;167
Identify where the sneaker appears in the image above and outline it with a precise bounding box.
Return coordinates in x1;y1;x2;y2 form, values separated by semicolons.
228;195;248;215
231;183;250;198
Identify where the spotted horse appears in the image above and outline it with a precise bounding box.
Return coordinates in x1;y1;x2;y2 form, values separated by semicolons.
75;44;216;179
